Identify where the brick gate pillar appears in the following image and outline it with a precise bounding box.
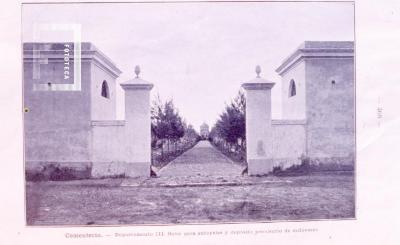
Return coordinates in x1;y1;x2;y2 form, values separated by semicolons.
120;66;153;177
242;66;275;175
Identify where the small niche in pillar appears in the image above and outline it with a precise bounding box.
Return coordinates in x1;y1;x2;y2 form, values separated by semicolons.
242;66;275;176
257;140;266;156
119;65;154;178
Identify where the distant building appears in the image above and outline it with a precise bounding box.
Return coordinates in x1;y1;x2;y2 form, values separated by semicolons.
200;123;210;139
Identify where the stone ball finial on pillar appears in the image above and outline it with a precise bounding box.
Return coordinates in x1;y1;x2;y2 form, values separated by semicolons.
135;65;141;78
255;65;261;78
242;69;275;176
119;66;153;178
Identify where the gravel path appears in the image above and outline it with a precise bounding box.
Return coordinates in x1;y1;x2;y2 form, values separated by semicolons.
159;140;245;177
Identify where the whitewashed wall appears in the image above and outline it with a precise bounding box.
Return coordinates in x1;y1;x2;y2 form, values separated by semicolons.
271;120;306;169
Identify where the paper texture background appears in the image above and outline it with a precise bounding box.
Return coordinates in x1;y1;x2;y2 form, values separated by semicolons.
1;0;400;244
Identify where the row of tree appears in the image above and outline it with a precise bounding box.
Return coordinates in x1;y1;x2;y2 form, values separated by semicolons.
151;96;200;159
209;90;246;159
150;90;246;164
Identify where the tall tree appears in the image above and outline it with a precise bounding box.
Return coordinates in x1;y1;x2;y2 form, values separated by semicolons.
211;90;246;151
151;96;189;153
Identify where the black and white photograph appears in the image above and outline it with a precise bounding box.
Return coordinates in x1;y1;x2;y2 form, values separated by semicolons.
22;1;356;226
3;0;400;244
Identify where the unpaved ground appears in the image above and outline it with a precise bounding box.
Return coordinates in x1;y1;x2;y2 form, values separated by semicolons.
26;174;354;226
159;140;245;177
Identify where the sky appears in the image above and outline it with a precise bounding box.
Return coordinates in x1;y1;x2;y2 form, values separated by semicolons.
22;1;355;130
